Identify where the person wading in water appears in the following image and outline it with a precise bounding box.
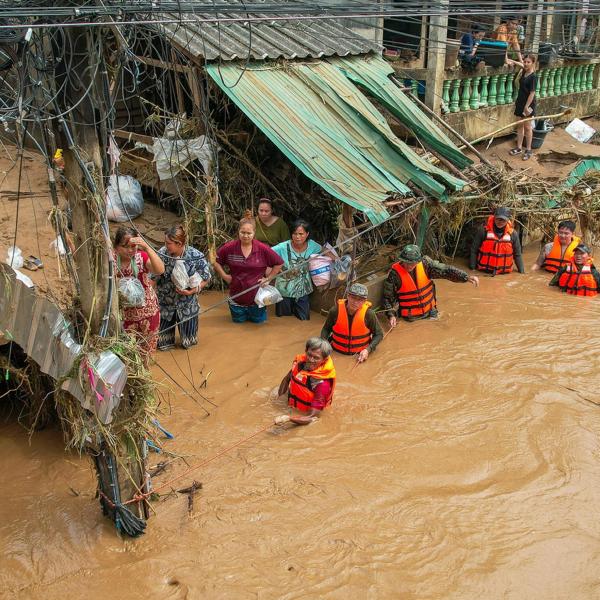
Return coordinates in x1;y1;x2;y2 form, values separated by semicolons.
470;207;525;276
550;243;600;296
531;220;580;273
383;244;479;326
278;337;336;425
321;283;383;363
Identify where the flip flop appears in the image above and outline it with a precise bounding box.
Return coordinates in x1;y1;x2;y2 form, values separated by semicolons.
27;255;43;268
509;148;522;156
22;258;38;271
523;151;533;161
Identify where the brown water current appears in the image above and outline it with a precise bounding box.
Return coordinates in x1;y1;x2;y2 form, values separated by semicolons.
2;251;600;599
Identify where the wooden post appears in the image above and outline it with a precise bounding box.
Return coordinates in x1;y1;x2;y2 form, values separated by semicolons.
424;0;449;112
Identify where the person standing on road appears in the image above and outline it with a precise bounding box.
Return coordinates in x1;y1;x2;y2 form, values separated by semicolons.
509;54;537;161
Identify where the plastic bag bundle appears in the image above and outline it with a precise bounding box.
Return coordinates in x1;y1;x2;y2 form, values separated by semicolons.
106;175;144;223
330;255;353;288
308;255;332;286
118;277;146;308
254;285;283;307
171;260;190;290
188;272;202;289
5;246;23;269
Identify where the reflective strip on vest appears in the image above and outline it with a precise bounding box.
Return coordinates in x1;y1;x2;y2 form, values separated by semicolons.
331;300;372;354
543;236;580;273
558;262;599;296
392;262;436;318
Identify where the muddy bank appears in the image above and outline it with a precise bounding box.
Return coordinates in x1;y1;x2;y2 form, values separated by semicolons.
2;247;600;599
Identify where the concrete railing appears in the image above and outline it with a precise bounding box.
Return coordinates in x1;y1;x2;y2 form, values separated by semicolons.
441;63;597;113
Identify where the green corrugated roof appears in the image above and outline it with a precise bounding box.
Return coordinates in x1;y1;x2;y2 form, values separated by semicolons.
206;57;468;224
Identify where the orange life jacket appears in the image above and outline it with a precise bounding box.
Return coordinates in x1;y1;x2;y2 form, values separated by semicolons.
331;300;373;355
543;235;581;273
288;354;336;412
391;261;436;318
476;216;514;275
557;258;598;296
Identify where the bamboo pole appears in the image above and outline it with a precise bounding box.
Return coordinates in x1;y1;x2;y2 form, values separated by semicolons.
464;108;573;147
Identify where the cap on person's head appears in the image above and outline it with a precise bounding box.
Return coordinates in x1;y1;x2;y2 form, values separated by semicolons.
494;207;511;221
347;283;368;299
574;242;591;254
398;244;423;263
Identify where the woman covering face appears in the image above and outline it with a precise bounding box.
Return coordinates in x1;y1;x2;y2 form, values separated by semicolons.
113;227;164;362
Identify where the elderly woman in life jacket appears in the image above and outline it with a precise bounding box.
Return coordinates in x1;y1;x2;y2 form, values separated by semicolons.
277;337;336;425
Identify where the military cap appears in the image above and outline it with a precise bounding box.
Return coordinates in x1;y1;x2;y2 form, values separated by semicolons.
347;282;368;298
398;244;423;263
574;242;592;254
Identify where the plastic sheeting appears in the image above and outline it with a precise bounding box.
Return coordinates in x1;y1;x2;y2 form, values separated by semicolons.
136;135;215;180
0;265;127;424
206;58;467;225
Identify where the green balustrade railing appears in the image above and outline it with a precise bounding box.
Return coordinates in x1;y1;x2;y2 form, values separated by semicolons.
442;64;597;113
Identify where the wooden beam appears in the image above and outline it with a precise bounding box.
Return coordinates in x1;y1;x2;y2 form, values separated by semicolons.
113;128;153;145
134;54;192;74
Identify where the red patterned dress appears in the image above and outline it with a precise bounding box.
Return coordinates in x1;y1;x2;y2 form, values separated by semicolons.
116;250;160;357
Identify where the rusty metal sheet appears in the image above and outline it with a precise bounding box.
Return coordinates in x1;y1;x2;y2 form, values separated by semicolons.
0;265;126;424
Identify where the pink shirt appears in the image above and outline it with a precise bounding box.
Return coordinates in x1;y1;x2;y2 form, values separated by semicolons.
216;239;284;306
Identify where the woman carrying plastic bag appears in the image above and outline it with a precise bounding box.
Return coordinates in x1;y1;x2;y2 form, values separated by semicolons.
272;219;323;320
113;227;165;362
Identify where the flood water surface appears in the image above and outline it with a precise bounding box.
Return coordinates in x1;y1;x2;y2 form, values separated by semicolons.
2;254;600;599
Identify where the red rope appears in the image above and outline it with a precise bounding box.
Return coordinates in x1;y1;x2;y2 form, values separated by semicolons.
125;422;274;505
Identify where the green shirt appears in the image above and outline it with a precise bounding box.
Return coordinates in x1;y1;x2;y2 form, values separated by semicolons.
254;217;290;247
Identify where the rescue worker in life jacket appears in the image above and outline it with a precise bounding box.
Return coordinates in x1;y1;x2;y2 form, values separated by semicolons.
531;219;580;273
383;244;479;326
470;207;525;275
550;243;600;296
321;283;383;363
278;337;337;425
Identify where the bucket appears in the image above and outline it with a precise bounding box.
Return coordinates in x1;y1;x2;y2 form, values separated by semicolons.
531;122;553;150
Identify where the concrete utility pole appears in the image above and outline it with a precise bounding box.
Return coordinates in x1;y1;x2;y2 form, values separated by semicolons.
57;25;147;534
424;0;449;112
60;27;118;335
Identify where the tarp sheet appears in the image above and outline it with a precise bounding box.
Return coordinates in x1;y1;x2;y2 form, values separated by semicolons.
206;58;468;224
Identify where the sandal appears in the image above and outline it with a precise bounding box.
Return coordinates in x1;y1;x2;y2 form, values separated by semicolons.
522;150;533;161
509;148;522;156
22;258;38;271
26;255;43;269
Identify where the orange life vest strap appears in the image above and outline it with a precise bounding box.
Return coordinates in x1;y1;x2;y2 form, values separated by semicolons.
331;300;373;354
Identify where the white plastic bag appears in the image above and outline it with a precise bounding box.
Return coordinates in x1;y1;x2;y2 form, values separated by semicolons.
5;246;23;269
118;276;146;308
171;260;189;290
106;175;144;222
309;255;332;286
50;236;67;256
14;269;34;287
254;285;283;307
188;272;202;289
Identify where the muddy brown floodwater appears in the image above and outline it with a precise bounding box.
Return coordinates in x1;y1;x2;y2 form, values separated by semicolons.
2;248;600;599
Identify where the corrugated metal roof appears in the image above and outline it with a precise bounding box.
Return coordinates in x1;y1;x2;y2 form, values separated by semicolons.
205;59;466;224
157;1;381;61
